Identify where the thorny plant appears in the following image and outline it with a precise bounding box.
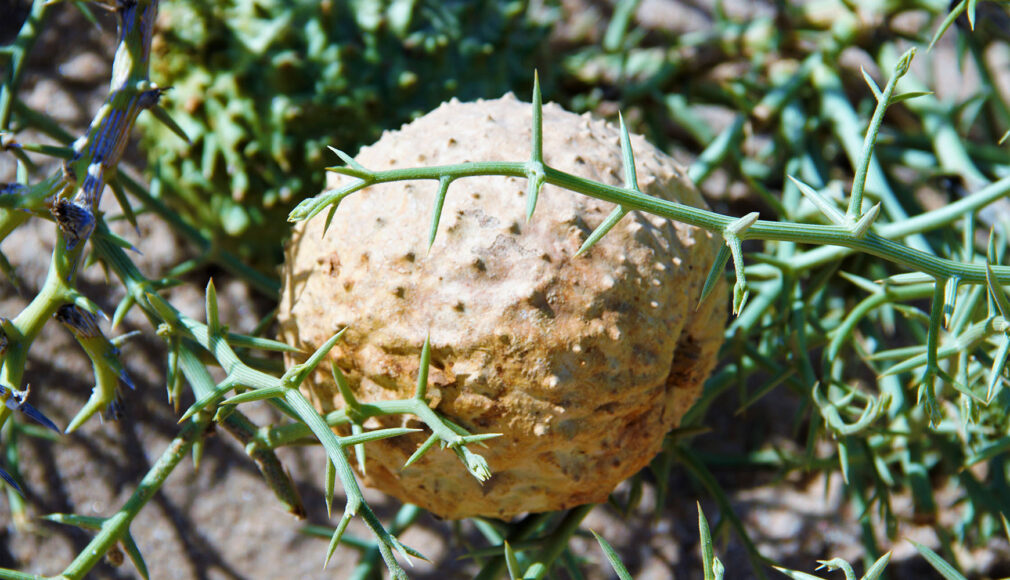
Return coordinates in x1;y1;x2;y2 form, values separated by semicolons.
2;0;1010;579
139;0;553;270
0;1;498;579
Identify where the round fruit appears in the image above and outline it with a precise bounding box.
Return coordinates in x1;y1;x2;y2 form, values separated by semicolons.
279;95;725;519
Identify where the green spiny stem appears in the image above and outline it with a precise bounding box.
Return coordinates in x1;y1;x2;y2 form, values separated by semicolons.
93;224;409;571
57;412;212;579
347;504;421;580
811;54;932;254
254;409;351;449
179;347;306;517
878;45;989;190
301;525;375;551
363;399;468;446
252;396;485;453
0;0;159;428
879;175;1010;240
42;514;148;578
305;160;1010;285
918;280;948;425
0;0;51;129
0;249;79;430
251;389;493;484
94;228;274;389
166;303;277;387
1;114;279;297
282;389;409;576
91;228;305;515
743;171;1010;278
847;47;914;219
58;304;132;431
66;0;159;214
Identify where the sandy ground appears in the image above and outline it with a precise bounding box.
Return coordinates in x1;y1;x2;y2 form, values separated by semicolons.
1;2;1008;579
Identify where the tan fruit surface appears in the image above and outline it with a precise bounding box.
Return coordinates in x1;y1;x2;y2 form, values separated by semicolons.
279;94;725;519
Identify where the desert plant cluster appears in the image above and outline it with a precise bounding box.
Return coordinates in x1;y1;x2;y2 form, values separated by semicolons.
2;0;1010;578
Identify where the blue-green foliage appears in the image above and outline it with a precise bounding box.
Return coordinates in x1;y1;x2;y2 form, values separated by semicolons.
141;0;552;265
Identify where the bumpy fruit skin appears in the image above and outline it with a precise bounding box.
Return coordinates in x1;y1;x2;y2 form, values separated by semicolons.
279;95;725;519
140;0;550;268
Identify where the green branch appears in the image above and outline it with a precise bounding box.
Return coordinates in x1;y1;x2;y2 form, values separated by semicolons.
293;158;1010;285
